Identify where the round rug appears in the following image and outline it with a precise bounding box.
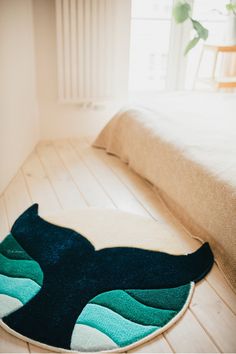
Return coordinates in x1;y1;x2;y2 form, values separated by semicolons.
0;205;214;352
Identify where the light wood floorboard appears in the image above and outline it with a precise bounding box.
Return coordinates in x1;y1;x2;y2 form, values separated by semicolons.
53;140;115;209
36;142;88;210
70;139;150;216
21;151;62;215
0;138;235;353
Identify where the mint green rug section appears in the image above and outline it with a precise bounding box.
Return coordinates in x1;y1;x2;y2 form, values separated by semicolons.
73;283;192;350
77;303;158;347
0;274;41;305
0;294;23;318
71;324;119;352
0;234;32;260
127;283;191;311
0;253;43;286
90;290;177;326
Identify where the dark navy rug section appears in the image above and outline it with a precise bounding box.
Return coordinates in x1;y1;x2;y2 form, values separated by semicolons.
0;204;214;351
10;203;95;269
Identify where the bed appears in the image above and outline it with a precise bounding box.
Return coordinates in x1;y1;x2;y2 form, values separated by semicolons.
93;92;236;291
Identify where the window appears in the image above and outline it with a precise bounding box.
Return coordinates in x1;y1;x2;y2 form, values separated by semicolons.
129;0;229;93
129;0;173;94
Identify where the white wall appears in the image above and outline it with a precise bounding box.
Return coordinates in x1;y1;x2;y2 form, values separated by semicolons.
0;0;39;194
33;0;123;140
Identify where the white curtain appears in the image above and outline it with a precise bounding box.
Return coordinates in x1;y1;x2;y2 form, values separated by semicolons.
55;0;131;103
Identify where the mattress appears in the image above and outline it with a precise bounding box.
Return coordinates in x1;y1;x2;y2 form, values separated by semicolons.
93;92;236;291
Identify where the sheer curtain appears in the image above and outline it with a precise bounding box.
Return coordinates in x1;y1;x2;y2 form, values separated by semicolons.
55;0;131;103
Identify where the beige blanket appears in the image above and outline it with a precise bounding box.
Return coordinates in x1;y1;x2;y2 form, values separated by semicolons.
93;93;236;291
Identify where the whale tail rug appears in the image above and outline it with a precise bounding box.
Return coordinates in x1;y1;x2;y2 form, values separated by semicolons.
0;204;214;352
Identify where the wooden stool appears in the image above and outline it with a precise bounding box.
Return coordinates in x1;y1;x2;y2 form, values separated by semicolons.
194;44;236;89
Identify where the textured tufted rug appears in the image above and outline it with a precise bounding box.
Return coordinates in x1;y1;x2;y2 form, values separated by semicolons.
0;205;214;352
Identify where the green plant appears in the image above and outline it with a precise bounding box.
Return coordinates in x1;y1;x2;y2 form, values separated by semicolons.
226;2;236;15
173;1;236;55
173;1;208;55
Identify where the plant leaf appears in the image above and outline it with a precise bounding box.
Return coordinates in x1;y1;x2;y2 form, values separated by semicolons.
173;1;191;23
184;36;200;55
226;3;236;12
191;19;209;40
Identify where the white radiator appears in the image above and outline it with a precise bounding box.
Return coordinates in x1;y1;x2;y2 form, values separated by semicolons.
55;0;131;104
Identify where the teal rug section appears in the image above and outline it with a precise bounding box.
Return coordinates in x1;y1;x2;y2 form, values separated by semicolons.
0;274;40;304
77;303;158;347
0;234;32;260
0;234;43;317
127;284;191;311
0;253;43;286
73;283;192;351
90;290;177;326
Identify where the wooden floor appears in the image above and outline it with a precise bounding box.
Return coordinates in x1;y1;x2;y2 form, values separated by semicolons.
0;138;236;353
